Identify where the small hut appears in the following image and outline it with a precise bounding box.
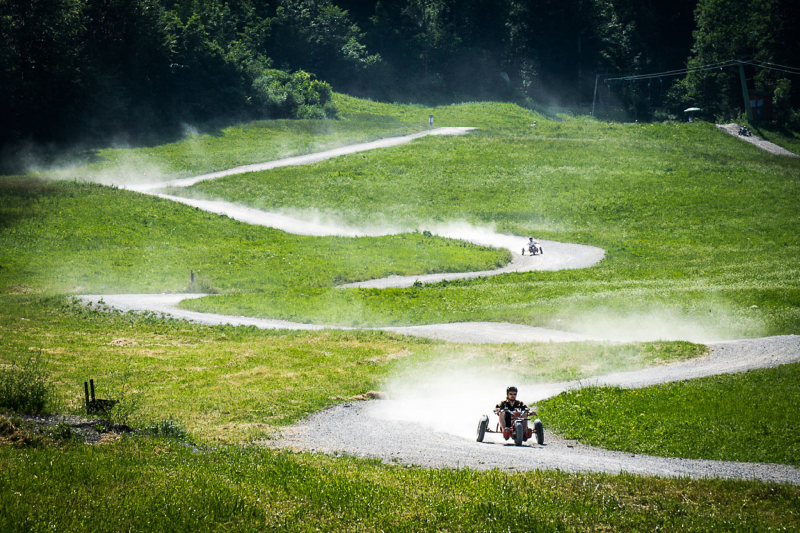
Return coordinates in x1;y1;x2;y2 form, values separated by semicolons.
748;90;773;121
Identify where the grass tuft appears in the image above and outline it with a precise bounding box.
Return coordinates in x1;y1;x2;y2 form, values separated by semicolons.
0;354;53;414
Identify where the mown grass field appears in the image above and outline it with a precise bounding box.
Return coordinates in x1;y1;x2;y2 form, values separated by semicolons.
1;95;799;530
2;439;798;532
157;98;800;339
540;363;800;466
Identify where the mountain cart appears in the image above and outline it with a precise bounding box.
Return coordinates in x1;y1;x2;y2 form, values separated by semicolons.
476;409;544;446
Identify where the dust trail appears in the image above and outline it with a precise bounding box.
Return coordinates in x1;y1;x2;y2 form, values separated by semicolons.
150;194;605;281
77;294;603;343
370;368;554;440
566;306;765;344
270;336;800;483
123;127;477;192
368;335;800;441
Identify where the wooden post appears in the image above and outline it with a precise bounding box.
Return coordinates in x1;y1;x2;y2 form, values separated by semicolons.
90;379;96;402
84;381;90;413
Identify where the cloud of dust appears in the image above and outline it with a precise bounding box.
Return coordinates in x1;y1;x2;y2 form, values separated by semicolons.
424;220;522;253
270;211;526;252
368;364;563;441
78;152;169;187
565;305;764;343
201;204;528;251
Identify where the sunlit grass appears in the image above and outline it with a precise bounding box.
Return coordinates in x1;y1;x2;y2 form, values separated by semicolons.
540;363;800;466
176;116;799;336
51;93;524;183
0;179;509;295
2;439;798;532
1;96;799;528
0;295;702;443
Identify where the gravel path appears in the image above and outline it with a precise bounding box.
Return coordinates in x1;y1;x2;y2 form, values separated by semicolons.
717;124;798;157
123;127;476;193
77;294;604;343
341;240;603;288
272;335;800;484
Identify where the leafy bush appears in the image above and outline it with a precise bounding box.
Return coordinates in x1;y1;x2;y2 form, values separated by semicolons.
0;355;52;414
251;70;337;119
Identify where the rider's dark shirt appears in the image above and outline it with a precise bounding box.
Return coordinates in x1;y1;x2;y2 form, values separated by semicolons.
496;399;528;411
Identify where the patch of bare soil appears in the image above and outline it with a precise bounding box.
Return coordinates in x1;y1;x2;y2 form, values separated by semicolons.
0;413;133;446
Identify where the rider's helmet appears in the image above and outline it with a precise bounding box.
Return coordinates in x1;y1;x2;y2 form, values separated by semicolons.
506;386;518;394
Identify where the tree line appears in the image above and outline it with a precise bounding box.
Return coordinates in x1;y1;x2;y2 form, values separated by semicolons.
1;0;798;149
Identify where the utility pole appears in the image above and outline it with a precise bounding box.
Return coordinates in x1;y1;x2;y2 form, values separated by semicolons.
591;74;601;117
738;56;754;122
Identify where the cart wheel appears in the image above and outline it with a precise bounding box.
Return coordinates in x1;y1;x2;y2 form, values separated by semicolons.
476;415;489;442
534;419;544;445
513;420;525;446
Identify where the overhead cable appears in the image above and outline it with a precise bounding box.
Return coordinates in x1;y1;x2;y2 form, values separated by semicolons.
604;60;739;82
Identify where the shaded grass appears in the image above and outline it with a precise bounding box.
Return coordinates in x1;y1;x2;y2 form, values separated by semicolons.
51;94;523;183
0;294;704;443
539;363;800;466
1;439;798;532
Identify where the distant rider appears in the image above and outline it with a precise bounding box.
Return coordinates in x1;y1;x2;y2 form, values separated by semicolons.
494;386;532;439
523;237;543;255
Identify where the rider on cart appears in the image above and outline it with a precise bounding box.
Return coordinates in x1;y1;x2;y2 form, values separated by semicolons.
523;237;542;255
494;386;531;440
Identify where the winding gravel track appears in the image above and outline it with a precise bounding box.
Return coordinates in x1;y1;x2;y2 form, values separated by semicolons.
84;126;605;343
273;335;800;484
81;128;800;481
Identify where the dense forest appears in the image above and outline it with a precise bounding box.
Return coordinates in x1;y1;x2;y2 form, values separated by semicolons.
1;0;799;149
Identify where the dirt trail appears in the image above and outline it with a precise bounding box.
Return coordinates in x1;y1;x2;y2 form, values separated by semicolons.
272;335;800;484
717;124;797;157
124;127;476;193
78;294;603;343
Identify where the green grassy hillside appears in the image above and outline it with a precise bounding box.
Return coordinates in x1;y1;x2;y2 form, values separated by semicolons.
0;295;703;442
0;179;508;295
1;96;799;530
166;101;800;337
3;440;798;532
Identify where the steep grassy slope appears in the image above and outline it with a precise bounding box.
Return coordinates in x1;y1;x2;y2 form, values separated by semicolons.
171;104;800;337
